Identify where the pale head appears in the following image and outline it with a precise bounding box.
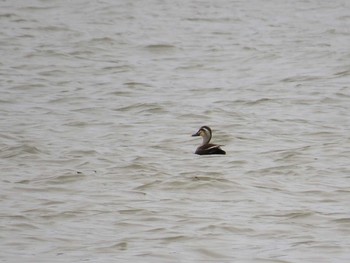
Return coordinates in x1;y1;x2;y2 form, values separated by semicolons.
192;126;212;145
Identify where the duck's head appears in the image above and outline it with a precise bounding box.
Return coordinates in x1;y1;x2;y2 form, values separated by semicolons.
192;126;212;145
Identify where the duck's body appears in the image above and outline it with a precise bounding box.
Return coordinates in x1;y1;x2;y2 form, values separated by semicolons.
192;126;226;155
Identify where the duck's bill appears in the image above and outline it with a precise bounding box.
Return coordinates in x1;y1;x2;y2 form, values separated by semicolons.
192;132;199;137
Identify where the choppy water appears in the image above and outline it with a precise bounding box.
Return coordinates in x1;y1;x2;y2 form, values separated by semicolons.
1;0;350;262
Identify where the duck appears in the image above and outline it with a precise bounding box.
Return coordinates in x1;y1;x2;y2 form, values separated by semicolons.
192;126;226;155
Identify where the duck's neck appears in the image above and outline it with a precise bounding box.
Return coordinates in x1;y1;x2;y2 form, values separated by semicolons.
201;133;211;145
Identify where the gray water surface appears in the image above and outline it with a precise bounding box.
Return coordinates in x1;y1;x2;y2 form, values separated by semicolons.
1;0;350;262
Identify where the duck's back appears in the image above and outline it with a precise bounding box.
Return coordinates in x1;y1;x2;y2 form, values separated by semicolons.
195;144;226;155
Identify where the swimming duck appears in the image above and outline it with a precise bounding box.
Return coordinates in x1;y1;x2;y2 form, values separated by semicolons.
192;126;226;155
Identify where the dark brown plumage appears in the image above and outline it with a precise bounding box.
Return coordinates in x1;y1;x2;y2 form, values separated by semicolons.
192;126;226;155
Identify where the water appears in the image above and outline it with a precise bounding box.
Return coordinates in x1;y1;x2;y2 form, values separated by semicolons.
1;0;350;262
